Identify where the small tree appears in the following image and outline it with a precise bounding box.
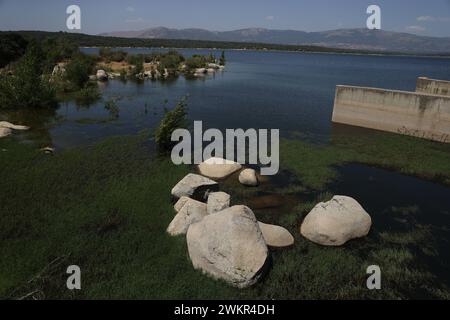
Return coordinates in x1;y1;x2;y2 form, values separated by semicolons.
65;53;96;89
154;97;188;153
219;51;226;66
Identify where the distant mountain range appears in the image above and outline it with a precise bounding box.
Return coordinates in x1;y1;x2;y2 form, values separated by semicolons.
100;27;450;53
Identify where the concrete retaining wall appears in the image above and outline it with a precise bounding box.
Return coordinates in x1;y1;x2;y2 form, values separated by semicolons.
332;85;450;143
416;77;450;96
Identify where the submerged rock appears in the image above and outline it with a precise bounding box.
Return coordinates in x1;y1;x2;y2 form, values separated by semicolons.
258;222;294;248
198;157;242;179
171;173;218;201
207;192;230;214
300;195;372;246
239;169;259;186
167;199;207;236
187;205;268;288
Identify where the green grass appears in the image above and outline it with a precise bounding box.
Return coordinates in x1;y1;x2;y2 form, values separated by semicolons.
1;130;450;299
281;130;450;190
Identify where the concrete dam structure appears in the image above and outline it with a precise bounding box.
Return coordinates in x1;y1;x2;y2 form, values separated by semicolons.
332;80;450;143
416;77;450;97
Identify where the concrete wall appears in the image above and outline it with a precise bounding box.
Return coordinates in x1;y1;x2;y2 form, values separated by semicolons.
332;85;450;143
416;77;450;97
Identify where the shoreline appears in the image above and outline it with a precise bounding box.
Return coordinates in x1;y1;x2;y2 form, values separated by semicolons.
81;46;450;60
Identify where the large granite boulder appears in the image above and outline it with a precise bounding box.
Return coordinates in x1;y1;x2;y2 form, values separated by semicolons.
198;157;242;179
239;169;259;186
258;222;294;248
207;192;230;214
167;199;207;236
171;173;218;201
300;195;372;246
187;205;268;288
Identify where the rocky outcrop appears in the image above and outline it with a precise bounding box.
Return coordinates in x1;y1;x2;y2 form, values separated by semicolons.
198;157;242;179
187;205;268;288
167;198;207;236
207;192;230;214
300;195;372;246
258;222;294;248
171;173;219;201
239;169;258;186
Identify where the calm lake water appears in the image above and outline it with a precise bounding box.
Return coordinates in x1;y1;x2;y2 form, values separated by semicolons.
4;48;450;148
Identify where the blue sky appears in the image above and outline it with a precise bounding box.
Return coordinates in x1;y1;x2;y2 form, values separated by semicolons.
1;0;450;37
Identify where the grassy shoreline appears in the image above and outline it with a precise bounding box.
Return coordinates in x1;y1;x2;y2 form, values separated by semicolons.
1;129;450;299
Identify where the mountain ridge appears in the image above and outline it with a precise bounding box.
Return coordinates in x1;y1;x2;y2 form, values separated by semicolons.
100;27;450;53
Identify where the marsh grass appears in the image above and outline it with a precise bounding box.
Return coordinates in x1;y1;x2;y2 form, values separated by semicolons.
1;130;450;299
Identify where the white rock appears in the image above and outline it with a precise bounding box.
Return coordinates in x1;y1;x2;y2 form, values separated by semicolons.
239;169;258;186
207;68;215;73
207;63;220;69
167;199;207;236
0;121;29;130
0;127;12;138
52;63;66;77
174;196;191;212
40;147;55;154
195;68;206;74
187;205;268;288
300;195;372;246
198;157;242;179
258;222;294;248
207;192;230;214
96;70;108;81
171;173;218;201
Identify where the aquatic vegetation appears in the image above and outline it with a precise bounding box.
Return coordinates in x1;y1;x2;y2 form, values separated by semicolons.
281;131;450;190
154;97;188;153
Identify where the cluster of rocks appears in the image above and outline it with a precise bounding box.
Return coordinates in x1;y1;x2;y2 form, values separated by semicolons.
193;63;225;77
167;157;373;288
0;121;29;138
168;158;294;288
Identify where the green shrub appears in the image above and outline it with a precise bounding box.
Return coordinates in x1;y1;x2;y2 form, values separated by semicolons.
155;97;188;152
74;83;101;106
127;54;144;75
65;53;96;89
105;99;120;119
185;55;207;69
219;51;226;66
99;48;127;62
0;42;56;109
